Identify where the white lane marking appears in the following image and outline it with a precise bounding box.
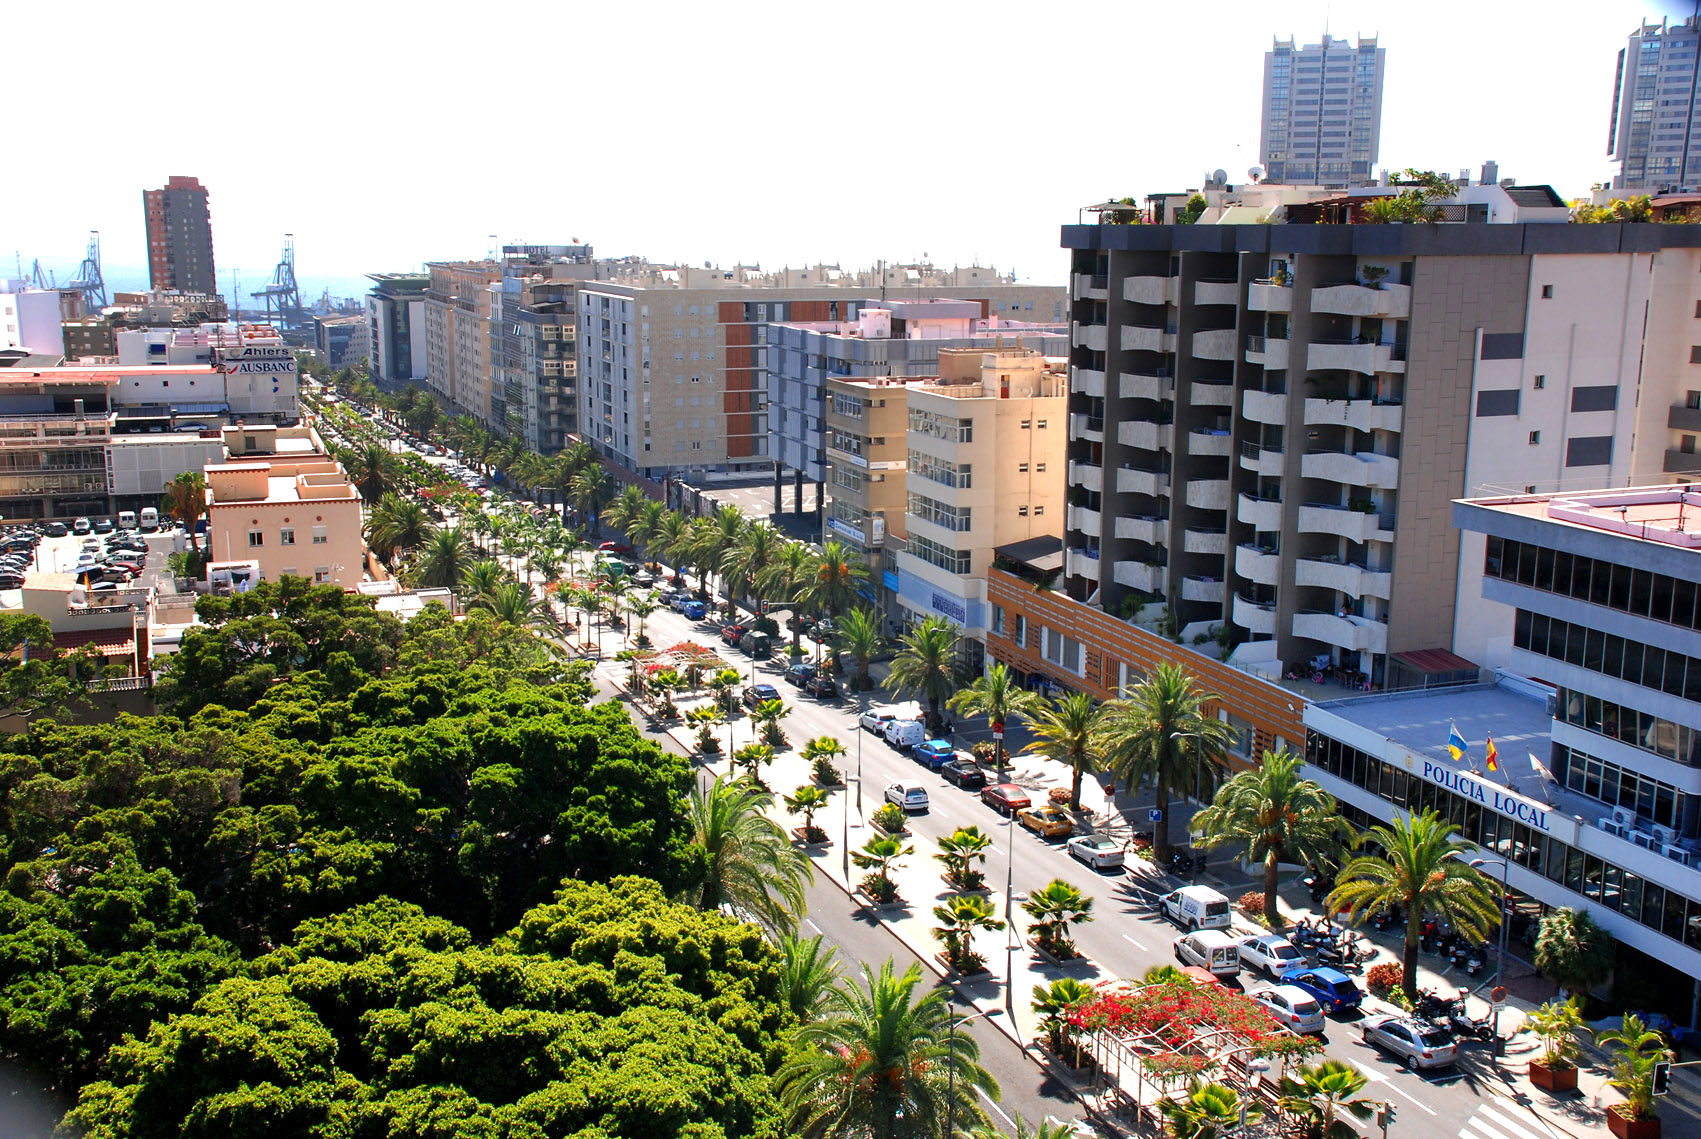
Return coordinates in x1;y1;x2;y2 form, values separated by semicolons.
1476;1105;1544;1139
1121;933;1148;951
1380;1078;1436;1116
975;1086;1016;1130
1464;1119;1517;1139
804;918;822;935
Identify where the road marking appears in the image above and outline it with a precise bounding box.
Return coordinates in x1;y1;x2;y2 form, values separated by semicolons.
804;918;822;935
1121;933;1147;951
1471;1104;1543;1139
975;1086;1016;1130
1379;1078;1436;1116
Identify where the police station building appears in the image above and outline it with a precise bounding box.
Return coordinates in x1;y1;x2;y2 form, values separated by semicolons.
1300;487;1701;1028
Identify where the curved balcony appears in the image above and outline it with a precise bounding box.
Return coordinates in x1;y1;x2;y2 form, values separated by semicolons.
1072;412;1105;442
1303;397;1404;433
1237;492;1283;531
1192;379;1235;406
1235;543;1281;586
1116;465;1170;497
1067;547;1102;583
1068;504;1102;537
1292;610;1388;655
1239;440;1284;477
1183;526;1227;555
1074;321;1108;353
1068;459;1103;494
1306;340;1407;376
1296;502;1396;543
1113;560;1167;593
1074;368;1106;399
1118;419;1174;452
1192;328;1238;361
1074;273;1109;301
1120;371;1174;402
1125;275;1179;306
1300;450;1400;490
1115;515;1166;544
1189;429;1233;458
1123;325;1177;353
1294;556;1393;600
1181;575;1226;604
1248;282;1293;313
1242;388;1288;425
1185;477;1230;511
1246;335;1290;370
1194;280;1240;307
1310;282;1412;318
1234;593;1277;635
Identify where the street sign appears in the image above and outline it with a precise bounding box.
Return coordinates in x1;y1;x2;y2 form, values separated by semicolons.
1148;809;1164;823
992;721;1005;735
1653;1059;1672;1096
1489;986;1507;1007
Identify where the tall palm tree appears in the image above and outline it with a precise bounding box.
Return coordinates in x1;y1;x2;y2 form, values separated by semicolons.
775;960;998;1139
558;439;598;483
835;607;883;693
159;470;208;533
884;616;963;728
459;558;507;605
571;465;616;538
364;493;431;569
412;525;472;592
758;541;816;652
1193;749;1353;926
629;498;668;570
474;581;545;630
722;520;785;616
602;483;650;538
697;503;748;603
687;774;812;936
1325;809;1501;998
949;662;1044;771
1276;1059;1377;1139
653;511;692;581
803;539;869;618
1094;662;1237;864
777;932;841;1024
348;442;399;503
1022;693;1103;812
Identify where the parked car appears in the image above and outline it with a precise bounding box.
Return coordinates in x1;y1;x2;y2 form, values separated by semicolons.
860;707;900;734
664;590;692;611
1067;834;1126;870
1159;886;1233;931
598;540;632;554
721;624;748;646
1361;1015;1459;1071
1237;935;1306;979
741;632;772;658
1173;930;1241;978
980;783;1032;815
93;518;113;534
913;739;956;770
72;517;91;535
1019;806;1074;839
1250;985;1327;1035
784;662;813;686
1278;967;1365;1016
940;760;987;790
680;600;707;620
884;782;929;812
804;672;838;699
883;717;926;752
0;573;23;589
743;682;781;710
44;522;67;537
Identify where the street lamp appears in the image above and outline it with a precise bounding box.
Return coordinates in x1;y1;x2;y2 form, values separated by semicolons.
1170;731;1207;885
1468;854;1513;1052
945;1002;1004;1139
841;775;863;879
1002;815;1020;1020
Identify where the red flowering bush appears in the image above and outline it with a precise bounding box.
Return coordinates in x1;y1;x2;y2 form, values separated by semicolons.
1237;892;1266;916
1365;962;1403;998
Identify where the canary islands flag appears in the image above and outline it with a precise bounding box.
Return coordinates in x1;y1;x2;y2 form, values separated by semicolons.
1485;734;1499;772
1447;723;1468;763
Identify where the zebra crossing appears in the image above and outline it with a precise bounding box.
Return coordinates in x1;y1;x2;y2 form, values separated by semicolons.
1458;1099;1549;1139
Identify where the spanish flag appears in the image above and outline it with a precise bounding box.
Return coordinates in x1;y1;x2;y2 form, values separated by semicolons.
1447;723;1468;763
1485;734;1499;772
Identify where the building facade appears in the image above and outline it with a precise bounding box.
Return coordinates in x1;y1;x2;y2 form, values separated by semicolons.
365;273;429;385
823;374;915;611
142;176;217;295
314;315;369;370
422;261;502;419
1260;35;1385;187
204;453;363;588
1608;16;1701;191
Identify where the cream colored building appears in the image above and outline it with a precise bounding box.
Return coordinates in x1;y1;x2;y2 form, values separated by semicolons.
892;345;1067;652
204;456;363;588
823;375;917;615
423;261;502;420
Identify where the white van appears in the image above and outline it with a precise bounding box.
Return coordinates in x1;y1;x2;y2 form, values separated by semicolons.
1174;929;1242;977
139;507;159;531
117;510;137;530
1160;885;1233;931
884;717;927;752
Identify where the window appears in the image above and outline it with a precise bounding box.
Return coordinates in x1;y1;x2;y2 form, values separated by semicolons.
1542;285;1554;299
1034;505;1046;516
280;528;295;546
1534;374;1546;389
247;531;263;548
314;567;331;584
908;451;971;489
1529;431;1541;445
908;492;972;531
1566;436;1614;467
1476;390;1520;417
832;392;864;419
1691;345;1701;364
312;526;327;545
1018;462;1029;473
908;532;972;574
1012;614;1027;647
1036;462;1047;473
991;605;1005;636
908;407;973;442
1018;505;1030;517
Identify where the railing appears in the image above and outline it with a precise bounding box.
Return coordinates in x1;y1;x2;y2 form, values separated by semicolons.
88;674;150;693
1089;275;1109;290
1248;336;1267;352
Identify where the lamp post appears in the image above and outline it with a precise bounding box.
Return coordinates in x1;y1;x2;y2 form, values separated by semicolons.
1003;814;1019;1021
945;1002;1004;1139
1170;730;1207;885
841;775;862;879
856;686;866;815
1468;854;1512;1052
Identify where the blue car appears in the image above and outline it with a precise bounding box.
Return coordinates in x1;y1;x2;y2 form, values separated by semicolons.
681;600;708;620
913;740;957;769
1278;966;1364;1015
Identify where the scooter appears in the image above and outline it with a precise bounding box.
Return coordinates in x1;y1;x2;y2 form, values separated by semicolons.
1465;949;1486;978
1442;988;1496;1041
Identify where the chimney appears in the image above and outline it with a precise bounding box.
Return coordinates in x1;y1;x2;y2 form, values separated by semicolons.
1480;160;1499;187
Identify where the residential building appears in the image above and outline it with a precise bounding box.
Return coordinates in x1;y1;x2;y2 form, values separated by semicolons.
13;571;151;680
313;314;369;370
422;260;502;419
63;290;232;363
823;375;917;616
0;288;65;355
492;246;594;450
1608;16;1701;191
768;299;1069;482
365;273;429;385
892;345;1067;659
1260;35;1385;187
142;176;217;295
1301;484;1701;1027
1058;217;1701;696
203;451;363;588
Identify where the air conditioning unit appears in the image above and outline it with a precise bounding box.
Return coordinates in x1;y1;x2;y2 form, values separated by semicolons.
1664;843;1692;866
1651;824;1678;846
1598;817;1627;838
1613;806;1640;828
1632;830;1658;850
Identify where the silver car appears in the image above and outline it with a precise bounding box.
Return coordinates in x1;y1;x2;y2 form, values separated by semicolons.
1251;984;1326;1035
1361;1015;1459;1071
1067;834;1126;870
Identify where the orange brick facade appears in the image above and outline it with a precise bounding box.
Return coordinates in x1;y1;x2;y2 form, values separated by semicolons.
984;569;1305;767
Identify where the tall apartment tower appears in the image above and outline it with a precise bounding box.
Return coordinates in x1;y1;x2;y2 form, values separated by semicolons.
1608;17;1701;190
1260;35;1385;187
142;176;217;296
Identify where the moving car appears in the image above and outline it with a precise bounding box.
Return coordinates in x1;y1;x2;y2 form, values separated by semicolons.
913;740;957;770
741;632;772;658
680;600;707;620
1237;934;1306;979
1361;1015;1459;1071
884;782;930;812
743;682;781;710
1278;967;1365;1015
1250;985;1326;1035
1067;834;1126;870
1159;886;1233;931
980;783;1032;815
1018;806;1074;839
940;760;987;790
1173;930;1241;977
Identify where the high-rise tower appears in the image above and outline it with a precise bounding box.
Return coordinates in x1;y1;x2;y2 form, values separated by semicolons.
142;176;217;295
1607;17;1701;190
1260;35;1385;188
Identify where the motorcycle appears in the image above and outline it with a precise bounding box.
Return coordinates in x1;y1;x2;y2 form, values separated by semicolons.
1442;989;1496;1041
1465;950;1486;978
1371;905;1403;932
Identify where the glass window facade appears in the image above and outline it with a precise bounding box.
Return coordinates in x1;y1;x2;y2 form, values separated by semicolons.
1558;686;1700;766
1514;609;1701;702
1486;535;1701;632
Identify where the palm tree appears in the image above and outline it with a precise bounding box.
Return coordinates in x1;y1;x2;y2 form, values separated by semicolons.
653;510;692;581
1599;1013;1671;1123
1157;1080;1260;1139
159;470;208;533
932;894;1002;974
602;483;650;538
1031;978;1095;1065
835;607;883;693
697;503;748;606
803;539;869;618
1325;809;1501;998
802;735;847;785
365;493;431;568
1192;749;1352;927
759;541;817;653
884;616;964;728
706;667;741;714
776;960;998;1139
1022;879;1094;959
722;520;785;617
1022;693;1103;812
626;591;658;647
476;581;546;630
732;742;776;787
949;662;1044;772
850;834;912;904
459;558;507;605
777;932;841;1024
348;441;399;503
687;774;812;936
1276;1059;1377;1139
784;784;832;843
1094;662;1237;864
630;498;668;570
934;825;994;893
571;465;616;538
558;439;598;482
412;525;473;592
751;697;792;748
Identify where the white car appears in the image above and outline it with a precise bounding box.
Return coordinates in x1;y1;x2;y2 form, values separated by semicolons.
1173;930;1241;977
1251;985;1326;1034
884;782;929;812
860;707;899;733
1066;834;1126;870
1238;934;1306;979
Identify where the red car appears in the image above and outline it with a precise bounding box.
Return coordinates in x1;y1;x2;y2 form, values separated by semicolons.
980;783;1032;815
599;540;632;554
720;624;747;646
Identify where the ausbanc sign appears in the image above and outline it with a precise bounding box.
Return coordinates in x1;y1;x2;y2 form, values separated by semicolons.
219;346;297;375
1420;760;1581;844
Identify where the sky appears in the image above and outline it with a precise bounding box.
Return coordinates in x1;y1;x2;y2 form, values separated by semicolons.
0;1;1688;301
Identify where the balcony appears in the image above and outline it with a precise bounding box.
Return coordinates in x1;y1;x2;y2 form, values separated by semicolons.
1234;593;1278;635
1067;547;1102;583
1118;419;1173;451
1183;526;1227;555
1192;379;1235;407
1237;492;1283;531
1306;340;1407;376
1194;280;1240;307
1192;328;1238;361
1303;397;1404;433
1122;325;1177;354
1240;440;1284;477
1248;281;1293;313
1246;335;1290;370
1292;611;1389;655
1301;450;1400;490
1182;575;1226;604
1075;368;1106;399
1189;429;1232;457
1068;459;1103;494
1073;321;1108;353
1116;465;1170;497
1294;555;1393;600
1069;504;1102;537
1114;560;1167;593
1235;543;1281;586
1665;449;1701;475
1296;502;1396;543
1120;371;1174;402
1125;276;1179;306
1185;477;1230;510
1242;388;1288;425
1310;282;1412;319
1115;515;1166;543
1072;412;1106;442
1669;404;1701;432
1074;273;1109;300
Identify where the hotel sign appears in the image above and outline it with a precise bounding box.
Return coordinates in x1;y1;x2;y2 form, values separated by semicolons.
1419;759;1580;844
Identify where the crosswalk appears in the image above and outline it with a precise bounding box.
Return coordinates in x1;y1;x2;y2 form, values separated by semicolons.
1458;1099;1549;1139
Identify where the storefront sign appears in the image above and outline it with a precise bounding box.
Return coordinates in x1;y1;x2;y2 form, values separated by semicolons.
1419;759;1577;842
930;592;967;623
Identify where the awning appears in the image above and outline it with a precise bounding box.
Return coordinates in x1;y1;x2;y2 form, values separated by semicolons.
51;626;137;658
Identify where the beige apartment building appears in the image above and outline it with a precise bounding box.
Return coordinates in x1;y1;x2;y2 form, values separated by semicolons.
823;375;917;614
204;455;363;589
892;345;1067;654
422;261;502;420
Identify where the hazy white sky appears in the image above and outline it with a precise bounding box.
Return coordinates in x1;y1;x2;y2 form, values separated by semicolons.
0;1;1685;294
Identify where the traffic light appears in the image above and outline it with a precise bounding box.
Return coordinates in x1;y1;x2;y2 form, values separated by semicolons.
1653;1058;1673;1097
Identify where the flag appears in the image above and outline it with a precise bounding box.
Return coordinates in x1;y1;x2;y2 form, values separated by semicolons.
1485;734;1499;772
1447;723;1468;764
1530;752;1559;785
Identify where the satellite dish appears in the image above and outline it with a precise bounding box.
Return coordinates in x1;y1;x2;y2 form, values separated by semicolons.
1213;168;1228;186
1248;165;1266;183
